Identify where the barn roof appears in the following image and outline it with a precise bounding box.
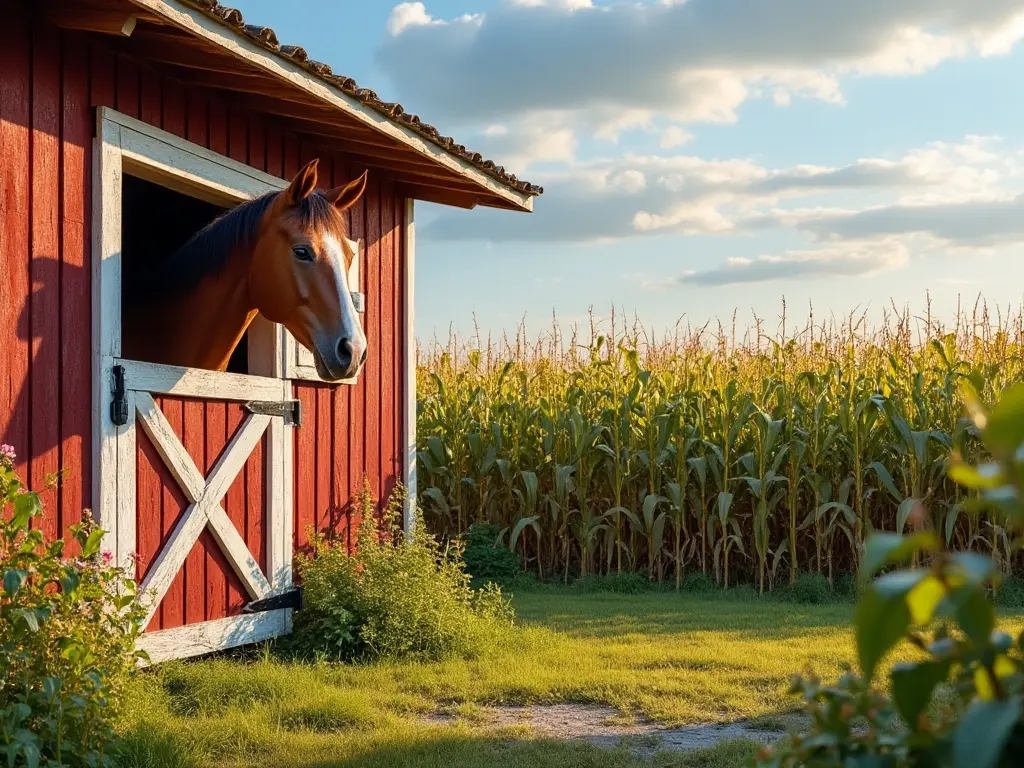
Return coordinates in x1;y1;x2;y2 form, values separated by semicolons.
40;0;540;212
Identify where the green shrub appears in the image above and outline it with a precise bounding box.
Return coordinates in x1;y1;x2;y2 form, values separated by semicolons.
678;570;718;595
0;446;147;767
293;481;514;662
995;575;1024;610
571;571;654;594
775;571;833;604
460;523;520;585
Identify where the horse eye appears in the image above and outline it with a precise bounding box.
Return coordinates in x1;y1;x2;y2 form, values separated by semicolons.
293;246;314;262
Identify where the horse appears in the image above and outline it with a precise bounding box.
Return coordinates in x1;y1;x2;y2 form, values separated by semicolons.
122;159;369;382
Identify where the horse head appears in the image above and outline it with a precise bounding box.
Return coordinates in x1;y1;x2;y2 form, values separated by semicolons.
249;159;369;382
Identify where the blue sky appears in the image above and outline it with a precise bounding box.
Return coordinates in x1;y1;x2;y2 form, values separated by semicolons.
230;0;1024;341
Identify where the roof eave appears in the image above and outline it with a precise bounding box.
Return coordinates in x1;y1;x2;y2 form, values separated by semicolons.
126;0;537;212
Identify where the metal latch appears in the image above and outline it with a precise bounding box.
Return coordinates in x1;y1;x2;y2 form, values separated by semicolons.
244;398;302;427
111;365;129;426
352;291;365;313
242;586;303;614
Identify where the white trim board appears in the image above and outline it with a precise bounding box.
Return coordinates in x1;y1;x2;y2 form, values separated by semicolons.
136;610;292;665
126;0;533;213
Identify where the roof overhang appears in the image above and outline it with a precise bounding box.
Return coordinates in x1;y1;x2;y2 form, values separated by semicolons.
36;0;540;213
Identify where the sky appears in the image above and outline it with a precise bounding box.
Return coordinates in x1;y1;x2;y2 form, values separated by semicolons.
229;0;1024;343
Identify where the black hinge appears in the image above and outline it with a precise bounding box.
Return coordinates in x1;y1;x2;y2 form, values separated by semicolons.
244;399;302;427
110;365;129;426
242;586;303;615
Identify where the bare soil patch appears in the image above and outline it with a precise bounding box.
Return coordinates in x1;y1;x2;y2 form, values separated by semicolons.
425;703;791;756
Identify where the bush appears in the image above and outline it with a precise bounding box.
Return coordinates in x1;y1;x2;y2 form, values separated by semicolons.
775;571;833;604
293;481;514;662
678;570;718;595
570;571;654;594
0;446;147;767
460;523;520;585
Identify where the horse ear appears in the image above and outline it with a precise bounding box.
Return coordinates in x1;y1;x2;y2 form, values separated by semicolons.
283;158;320;205
324;170;368;212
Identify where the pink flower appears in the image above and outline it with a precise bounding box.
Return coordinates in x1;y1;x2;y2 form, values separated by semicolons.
0;444;16;461
101;551;114;567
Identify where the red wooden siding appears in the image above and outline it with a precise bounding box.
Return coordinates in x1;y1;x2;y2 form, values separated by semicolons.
0;11;408;627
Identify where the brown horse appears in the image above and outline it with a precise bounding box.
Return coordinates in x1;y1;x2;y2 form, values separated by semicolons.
123;160;369;382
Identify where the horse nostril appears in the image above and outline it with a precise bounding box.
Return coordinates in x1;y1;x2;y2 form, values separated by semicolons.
336;337;354;369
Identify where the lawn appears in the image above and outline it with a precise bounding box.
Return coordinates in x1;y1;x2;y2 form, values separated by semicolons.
116;593;1021;767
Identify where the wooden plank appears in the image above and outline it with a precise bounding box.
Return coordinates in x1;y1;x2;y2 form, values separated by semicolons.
30;24;61;536
91;116;122;545
225;402;247;612
38;3;139;37
116;391;137;570
403;199;417;537
316;386;332;534
161;78;187;139
90;40;116;109
206;503;271;600
293;386;316;554
182;399;205;626
61;31;93;541
138;495;207;628
118;359;284;400
102;107;285;191
140;67;161;128
347;173;367;533
380;184;397;511
364;177;383;509
266;397;286;589
0;6;31;486
136;609;290;664
116;55;140;118
204;399;227;622
204;413;271;506
159;397;186;629
134;392;204;500
125;0;535;211
135;415;166;606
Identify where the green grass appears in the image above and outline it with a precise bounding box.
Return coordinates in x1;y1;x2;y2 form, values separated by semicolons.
118;593;1024;767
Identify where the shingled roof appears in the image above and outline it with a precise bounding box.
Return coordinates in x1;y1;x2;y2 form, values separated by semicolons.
178;0;542;198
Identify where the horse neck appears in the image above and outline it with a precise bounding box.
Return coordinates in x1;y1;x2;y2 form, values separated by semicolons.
127;245;258;372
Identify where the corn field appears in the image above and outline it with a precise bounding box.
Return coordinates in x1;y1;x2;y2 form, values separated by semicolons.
416;300;1024;591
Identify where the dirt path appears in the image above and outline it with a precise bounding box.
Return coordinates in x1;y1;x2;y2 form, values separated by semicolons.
426;704;790;756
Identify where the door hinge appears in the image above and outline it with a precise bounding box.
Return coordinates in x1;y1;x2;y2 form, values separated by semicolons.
241;586;303;615
111;365;129;426
244;398;302;427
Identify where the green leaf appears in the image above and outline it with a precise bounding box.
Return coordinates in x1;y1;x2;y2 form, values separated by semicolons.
873;569;926;600
860;532;939;581
896;498;921;534
3;569;28;597
953;696;1022;768
948;585;995;646
868;462;903;503
855;586;910;683
891;660;950;730
982;382;1024;456
8;492;42;531
81;528;105;559
950;552;997;585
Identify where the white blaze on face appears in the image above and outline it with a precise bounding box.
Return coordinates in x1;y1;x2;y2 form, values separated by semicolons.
322;233;367;364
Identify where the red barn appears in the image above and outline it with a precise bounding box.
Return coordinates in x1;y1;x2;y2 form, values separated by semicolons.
0;0;540;662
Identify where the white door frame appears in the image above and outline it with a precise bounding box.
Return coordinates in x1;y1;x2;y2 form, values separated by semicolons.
91;107;300;661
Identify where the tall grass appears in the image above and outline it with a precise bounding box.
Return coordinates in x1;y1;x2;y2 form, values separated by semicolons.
416;297;1024;590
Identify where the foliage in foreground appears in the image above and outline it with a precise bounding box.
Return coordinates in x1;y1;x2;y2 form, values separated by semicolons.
417;302;1024;590
292;482;514;662
756;382;1024;768
0;447;147;767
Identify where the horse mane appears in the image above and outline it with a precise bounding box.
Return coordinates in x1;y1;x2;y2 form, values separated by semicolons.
137;188;344;300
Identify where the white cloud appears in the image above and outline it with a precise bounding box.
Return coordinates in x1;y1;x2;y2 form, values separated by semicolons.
676;240;909;286
424;136;1016;245
378;0;1024;150
660;126;694;149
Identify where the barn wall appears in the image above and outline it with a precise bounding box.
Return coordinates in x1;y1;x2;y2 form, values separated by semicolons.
0;8;408;627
